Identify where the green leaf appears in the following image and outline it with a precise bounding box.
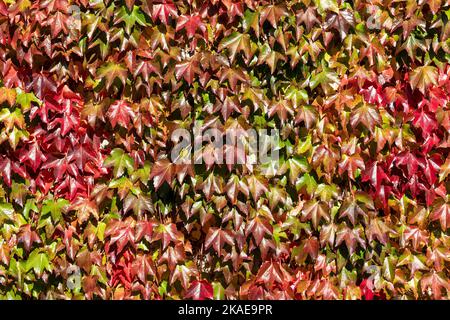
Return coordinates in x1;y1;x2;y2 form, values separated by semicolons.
15;90;40;112
97;222;106;242
115;5;147;34
41;198;69;223
212;281;225;300
296;173;317;194
309;68;340;95
23;199;38;219
0;203;14;219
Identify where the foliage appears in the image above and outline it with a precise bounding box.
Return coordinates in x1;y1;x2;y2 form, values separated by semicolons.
0;0;449;300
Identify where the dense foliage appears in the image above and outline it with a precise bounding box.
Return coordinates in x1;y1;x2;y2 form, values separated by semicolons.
0;0;449;300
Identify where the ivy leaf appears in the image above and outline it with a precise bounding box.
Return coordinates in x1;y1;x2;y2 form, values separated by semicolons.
339;197;367;226
338;154;365;180
176;14;205;38
97;63;128;90
320;223;337;247
105;220;136;255
212;281;225;300
153;223;182;250
26;250;51;277
350;103;381;132
295;105;318;129
0;87;16;106
259;4;288;28
149;159;174;190
219;67;249;92
175;59;200;85
430;202;450;231
335;224;366;256
403;226;428;251
0;203;14;219
47;11;69;37
282;157;310;184
413;108;438;137
115;5;147;35
15;90;40;112
361;162;389;193
245;174;268;201
123;193;153;216
42;198;69;223
205;227;234;255
159;243;186;271
324;10;354;40
256;261;291;288
257;44;286;74
410;66;438;94
170;264;194;290
104;148;134;178
421;271;450;299
135;220;157;242
185;280;213;300
302;237;319;260
309;68;340;95
314;0;339;14
27;73;57;99
243;9;260;37
297;173;318;194
302;200;330;229
131;254;156;283
245;217;273;246
18;141;47;173
0;157;12;187
439;157;450;183
297;8;320;31
395;151;421;178
366;218;394;245
70;198;99;224
201;173;223;201
218;32;253;63
152;1;178;24
398;34;427;61
107;100;135;129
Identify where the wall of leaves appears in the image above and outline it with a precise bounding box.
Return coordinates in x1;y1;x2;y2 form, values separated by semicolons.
0;0;449;299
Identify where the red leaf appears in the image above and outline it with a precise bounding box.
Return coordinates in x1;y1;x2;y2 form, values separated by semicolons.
149;159;174;190
361;161;390;192
413;108;438;137
430;202;450;231
132;254;156;283
18;141;47;173
256;261;292;289
176;14;206;38
152;1;178;24
245;217;273;246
